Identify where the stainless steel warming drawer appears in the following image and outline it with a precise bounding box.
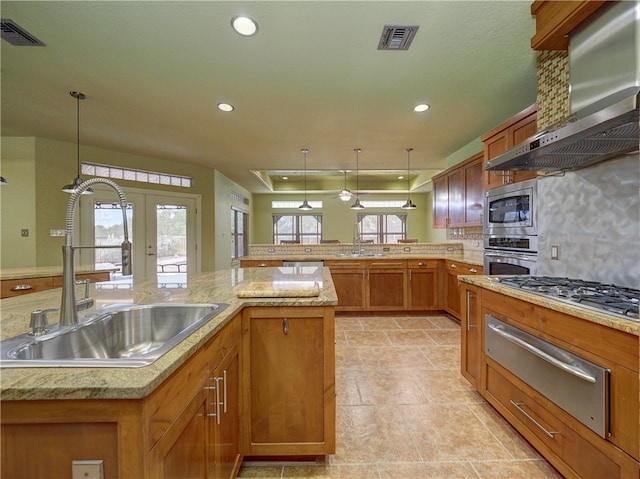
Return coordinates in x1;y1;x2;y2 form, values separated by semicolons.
485;314;610;438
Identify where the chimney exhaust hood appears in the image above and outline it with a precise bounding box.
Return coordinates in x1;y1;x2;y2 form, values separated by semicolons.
484;86;640;172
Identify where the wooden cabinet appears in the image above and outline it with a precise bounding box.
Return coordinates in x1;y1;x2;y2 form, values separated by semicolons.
432;152;483;229
1;271;112;299
326;259;408;312
148;313;242;479
531;1;608;50
367;260;407;311
442;261;482;320
460;283;482;389
407;259;439;310
481;105;538;190
459;284;640;479
242;306;335;457
324;260;367;311
239;259;283;268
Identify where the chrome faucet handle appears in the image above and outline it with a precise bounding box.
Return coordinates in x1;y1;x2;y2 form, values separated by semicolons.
75;279;94;312
29;308;58;336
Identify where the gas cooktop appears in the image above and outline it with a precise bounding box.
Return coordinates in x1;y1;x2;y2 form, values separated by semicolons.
496;276;639;322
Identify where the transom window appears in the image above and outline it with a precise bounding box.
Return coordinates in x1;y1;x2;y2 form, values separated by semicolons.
357;213;407;244
273;214;322;244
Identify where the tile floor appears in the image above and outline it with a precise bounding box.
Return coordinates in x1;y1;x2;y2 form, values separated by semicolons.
238;314;564;479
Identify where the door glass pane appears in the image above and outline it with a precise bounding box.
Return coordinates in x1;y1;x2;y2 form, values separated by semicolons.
156;205;187;287
94;201;133;280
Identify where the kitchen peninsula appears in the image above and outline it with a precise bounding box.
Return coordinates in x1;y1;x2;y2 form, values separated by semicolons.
0;266;337;479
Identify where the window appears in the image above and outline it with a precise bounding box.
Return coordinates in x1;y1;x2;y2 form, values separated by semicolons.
272;200;323;209
273;214;322;244
231;208;248;260
82;162;192;188
357;213;407;243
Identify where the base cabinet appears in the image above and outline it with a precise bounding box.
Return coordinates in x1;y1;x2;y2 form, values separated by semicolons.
324;261;367;311
460;283;482;389
407;260;439;310
443;261;482;320
242;306;335;457
459;283;640;479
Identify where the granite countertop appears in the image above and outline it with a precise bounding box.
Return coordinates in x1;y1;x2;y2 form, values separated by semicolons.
243;251;485;267
459;275;639;337
0;266;337;401
1;264;118;280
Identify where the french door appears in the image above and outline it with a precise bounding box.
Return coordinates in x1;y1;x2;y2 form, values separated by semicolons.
79;187;199;285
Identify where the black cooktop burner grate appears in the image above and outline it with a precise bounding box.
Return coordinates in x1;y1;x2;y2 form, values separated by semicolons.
497;276;639;321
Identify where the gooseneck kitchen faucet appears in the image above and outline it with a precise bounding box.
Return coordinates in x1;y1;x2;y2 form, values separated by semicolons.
60;177;132;326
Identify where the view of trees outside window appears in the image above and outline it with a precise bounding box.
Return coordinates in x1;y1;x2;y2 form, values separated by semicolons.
273;214;322;244
155;205;187;272
94;202;134;272
231;208;248;260
357;213;407;243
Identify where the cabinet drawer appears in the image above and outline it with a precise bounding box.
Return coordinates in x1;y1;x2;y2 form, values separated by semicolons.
486;363;637;479
460;264;482;275
1;277;55;298
324;260;365;269
407;259;438;269
240;260;283;267
368;259;407;269
444;261;463;272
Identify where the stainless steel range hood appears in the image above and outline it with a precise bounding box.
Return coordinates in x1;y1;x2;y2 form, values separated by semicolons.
486;1;639;173
484;87;640;172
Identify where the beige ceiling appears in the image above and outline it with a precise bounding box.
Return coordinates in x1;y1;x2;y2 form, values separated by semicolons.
0;1;537;195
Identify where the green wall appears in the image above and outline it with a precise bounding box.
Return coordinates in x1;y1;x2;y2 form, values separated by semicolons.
0;136;250;272
252;191;446;244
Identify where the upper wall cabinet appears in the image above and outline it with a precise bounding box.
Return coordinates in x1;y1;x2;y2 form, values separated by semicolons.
481;104;538;191
530;1;609;50
432;152;483;229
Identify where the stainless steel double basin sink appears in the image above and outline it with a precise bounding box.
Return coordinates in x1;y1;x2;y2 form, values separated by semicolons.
0;303;229;368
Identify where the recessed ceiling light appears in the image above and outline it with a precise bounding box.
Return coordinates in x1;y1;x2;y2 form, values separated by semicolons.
398;175;404;180
217;103;234;112
231;16;258;36
413;103;430;112
282;176;289;180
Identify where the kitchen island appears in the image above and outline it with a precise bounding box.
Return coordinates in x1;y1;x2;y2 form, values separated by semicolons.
458;275;639;479
0;266;337;479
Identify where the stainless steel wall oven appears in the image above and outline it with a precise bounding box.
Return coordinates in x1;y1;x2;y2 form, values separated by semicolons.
484;179;538;275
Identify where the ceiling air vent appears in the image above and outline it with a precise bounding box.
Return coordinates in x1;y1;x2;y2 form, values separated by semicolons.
377;25;419;50
1;19;45;46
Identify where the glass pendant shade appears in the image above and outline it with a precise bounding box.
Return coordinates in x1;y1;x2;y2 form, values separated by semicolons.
63;91;94;195
298;148;312;210
0;176;7;185
401;147;416;210
339;190;352;201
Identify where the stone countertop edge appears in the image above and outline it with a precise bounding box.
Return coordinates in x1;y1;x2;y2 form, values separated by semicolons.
242;252;485;267
1;264;119;280
458;275;639;337
0;267;337;402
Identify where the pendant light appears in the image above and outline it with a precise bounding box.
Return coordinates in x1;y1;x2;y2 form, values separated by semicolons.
338;170;352;201
62;91;94;195
401;148;417;210
298;148;313;210
0;176;7;185
350;148;365;210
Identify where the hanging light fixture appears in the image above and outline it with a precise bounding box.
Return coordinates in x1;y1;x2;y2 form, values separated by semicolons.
298;148;313;210
350;148;365;210
62;91;94;195
0;176;7;185
401;148;417;210
338;170;352;201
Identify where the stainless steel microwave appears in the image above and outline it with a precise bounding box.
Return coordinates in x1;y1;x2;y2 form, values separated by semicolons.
484;178;537;237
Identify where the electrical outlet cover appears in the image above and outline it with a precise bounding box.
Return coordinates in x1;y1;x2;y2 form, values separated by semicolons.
72;460;103;479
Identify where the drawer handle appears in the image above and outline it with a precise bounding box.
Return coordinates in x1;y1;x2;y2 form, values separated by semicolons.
258;263;268;267
469;268;477;273
418;262;426;266
488;323;596;383
510;400;558;439
11;284;33;291
450;264;457;269
283;317;289;335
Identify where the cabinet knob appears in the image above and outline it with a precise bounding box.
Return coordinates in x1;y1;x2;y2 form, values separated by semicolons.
11;284;33;291
418;262;426;266
450;264;457;269
469;268;477;273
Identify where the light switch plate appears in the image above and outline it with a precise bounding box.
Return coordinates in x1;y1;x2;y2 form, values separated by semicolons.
72;460;104;479
551;244;559;260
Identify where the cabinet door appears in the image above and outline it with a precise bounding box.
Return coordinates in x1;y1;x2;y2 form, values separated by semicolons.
328;265;366;311
367;268;407;310
407;267;438;310
483;130;509;190
208;343;241;479
149;389;207;479
461;284;482;389
509;113;538;184
245;308;334;456
446;169;464;227
463;156;484;226
432;174;448;228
